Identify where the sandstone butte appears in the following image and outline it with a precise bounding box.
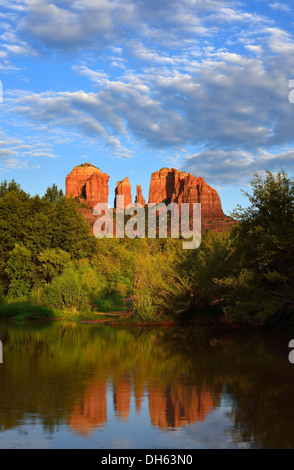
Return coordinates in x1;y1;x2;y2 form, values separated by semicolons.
65;163;235;233
135;184;146;206
65;162;109;208
114;177;132;209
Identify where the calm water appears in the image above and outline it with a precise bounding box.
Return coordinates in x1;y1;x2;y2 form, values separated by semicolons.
0;321;293;449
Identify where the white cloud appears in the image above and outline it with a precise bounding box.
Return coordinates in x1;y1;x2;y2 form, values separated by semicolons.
1;0;294;185
14;0;271;54
0;132;58;169
270;3;291;13
182;148;294;185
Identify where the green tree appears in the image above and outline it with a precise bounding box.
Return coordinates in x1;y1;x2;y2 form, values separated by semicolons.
183;229;233;308
5;244;35;300
42;184;64;203
216;169;294;326
37;248;71;284
0;179;29;198
43;263;103;312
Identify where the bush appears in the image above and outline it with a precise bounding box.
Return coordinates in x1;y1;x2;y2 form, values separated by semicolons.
130;293;156;323
94;292;125;312
43;266;90;312
0;302;54;320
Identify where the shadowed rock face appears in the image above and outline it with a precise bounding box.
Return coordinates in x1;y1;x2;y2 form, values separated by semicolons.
65;163;109;208
148;168;225;220
114;177;132;209
135;185;146;206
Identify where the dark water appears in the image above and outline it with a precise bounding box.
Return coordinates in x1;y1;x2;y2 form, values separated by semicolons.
0;321;293;449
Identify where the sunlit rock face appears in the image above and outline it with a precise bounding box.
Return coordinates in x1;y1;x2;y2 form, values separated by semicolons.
65;163;109;208
65;163;235;233
114;177;132;209
135;185;146;207
148;167;234;231
148;168;225;219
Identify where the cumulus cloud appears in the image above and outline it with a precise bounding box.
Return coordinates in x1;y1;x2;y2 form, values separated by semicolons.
15;0;271;53
6;38;294;174
182;148;294;185
1;0;294;184
19;0;135;51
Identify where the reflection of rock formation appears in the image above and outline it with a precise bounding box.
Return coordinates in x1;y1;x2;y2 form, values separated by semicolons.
134;382;145;413
148;383;219;429
70;379;107;435
113;379;132;421
70;376;219;434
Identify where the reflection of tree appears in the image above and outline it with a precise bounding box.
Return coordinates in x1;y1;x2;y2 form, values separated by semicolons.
221;337;294;449
1;323;294;448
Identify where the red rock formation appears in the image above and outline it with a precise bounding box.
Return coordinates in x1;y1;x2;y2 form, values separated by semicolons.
65;162;109;208
135;185;146;206
66;163;235;234
148;167;225;220
114;177;132;209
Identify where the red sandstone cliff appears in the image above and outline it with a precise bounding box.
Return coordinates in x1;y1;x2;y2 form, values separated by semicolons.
114;177;132;209
66;163;234;233
135;185;146;206
65;163;109;208
148;168;224;219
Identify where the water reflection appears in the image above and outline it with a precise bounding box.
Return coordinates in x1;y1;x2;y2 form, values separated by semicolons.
0;322;293;448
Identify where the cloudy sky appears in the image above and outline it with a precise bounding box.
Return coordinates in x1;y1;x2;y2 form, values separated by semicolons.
0;0;294;212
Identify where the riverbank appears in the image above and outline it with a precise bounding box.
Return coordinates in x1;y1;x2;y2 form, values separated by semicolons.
1;299;293;332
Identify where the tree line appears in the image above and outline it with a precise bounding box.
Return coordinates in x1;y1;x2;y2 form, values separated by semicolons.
0;170;293;327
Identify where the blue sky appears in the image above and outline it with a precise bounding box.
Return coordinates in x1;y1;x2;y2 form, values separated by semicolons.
0;0;294;213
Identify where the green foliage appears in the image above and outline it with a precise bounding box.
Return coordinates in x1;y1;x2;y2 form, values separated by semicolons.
43;264;101;312
37;248;71;284
42;184;64;203
183;229;233;308
130;293;156;323
5;244;35;300
217;169;294;326
94;292;125;312
0;185;97;294
0;179;29;198
0;286;6;305
0;302;54;320
0;172;292;327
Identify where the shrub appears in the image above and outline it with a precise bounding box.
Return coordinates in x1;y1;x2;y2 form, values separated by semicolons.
43;267;90;312
130;293;156;323
94;292;125;312
0;302;54;320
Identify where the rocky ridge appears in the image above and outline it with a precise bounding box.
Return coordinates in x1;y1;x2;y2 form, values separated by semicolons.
65;163;234;233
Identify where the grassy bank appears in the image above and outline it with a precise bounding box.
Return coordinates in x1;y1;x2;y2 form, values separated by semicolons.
0;299;128;323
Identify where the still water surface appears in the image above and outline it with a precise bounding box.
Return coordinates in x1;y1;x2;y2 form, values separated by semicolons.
0;322;293;449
